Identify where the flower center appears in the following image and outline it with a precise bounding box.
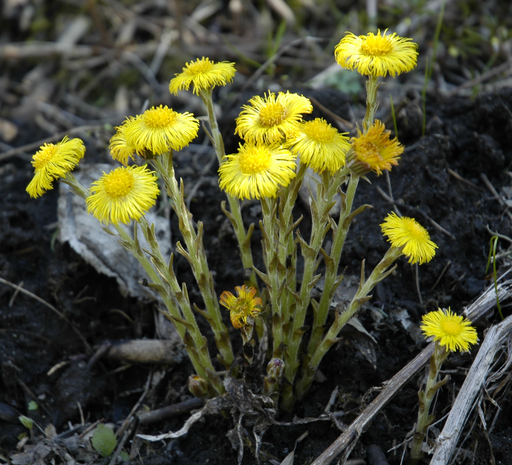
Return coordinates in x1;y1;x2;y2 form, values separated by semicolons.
440;319;461;336
103;169;134;198
143;106;177;129
357;141;381;161
186;59;213;75
239;146;272;175
404;220;428;240
361;34;393;56
259;102;287;128
232;299;251;315
33;144;57;169
302;120;336;142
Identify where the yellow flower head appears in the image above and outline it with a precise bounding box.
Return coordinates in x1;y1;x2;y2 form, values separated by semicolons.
334;29;418;77
287;118;351;174
220;285;262;329
109;122;136;165
218;142;297;200
380;212;438;265
123;105;199;156
169;57;236;95
86;165;160;225
235;91;313;144
421;308;478;352
348;120;403;176
26;136;85;198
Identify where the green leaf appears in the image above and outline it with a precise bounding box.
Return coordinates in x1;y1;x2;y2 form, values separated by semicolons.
19;415;33;430
91;424;117;458
28;401;38;411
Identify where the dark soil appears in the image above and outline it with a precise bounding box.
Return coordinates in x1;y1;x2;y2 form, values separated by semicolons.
2;86;512;464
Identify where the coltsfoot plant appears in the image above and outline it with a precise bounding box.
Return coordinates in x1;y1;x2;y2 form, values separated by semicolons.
27;30;437;411
410;308;478;464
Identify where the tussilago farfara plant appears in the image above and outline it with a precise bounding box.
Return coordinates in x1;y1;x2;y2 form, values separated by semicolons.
27;30;437;410
410;308;478;463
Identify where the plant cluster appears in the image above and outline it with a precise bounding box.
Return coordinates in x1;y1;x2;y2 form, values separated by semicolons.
28;30;444;413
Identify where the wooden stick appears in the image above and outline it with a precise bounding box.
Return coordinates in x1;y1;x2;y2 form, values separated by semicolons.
105;340;178;365
138;398;205;424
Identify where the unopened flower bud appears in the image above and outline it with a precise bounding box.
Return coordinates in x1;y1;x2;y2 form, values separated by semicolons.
263;358;285;395
188;375;213;399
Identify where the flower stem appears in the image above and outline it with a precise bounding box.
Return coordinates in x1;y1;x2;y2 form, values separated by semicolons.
281;169;346;411
306;173;360;358
296;246;403;399
199;89;258;290
113;221;224;394
154;153;234;370
363;74;380;131
410;342;449;463
278;162;307;349
260;196;285;358
61;172;89;199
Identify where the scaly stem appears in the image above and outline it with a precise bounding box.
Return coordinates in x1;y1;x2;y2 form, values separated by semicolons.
154;153;234;370
410;343;449;463
296;247;403;399
113;222;224;394
61;172;89;199
304;76;380;354
363;74;380;131
281;169;345;411
260;196;285;358
199;88;225;165
199;89;257;290
306;173;360;357
137;217;224;394
278;162;307;348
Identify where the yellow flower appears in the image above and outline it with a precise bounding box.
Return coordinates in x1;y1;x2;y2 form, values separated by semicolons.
124;105;199;156
348;120;403;176
86;165;160;225
287;118;351;174
169;57;236;95
334;29;418;77
421;308;478;352
218;142;297;200
220;285;262;329
235;91;313;144
380;212;437;265
26;136;85;198
109;122;136;165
